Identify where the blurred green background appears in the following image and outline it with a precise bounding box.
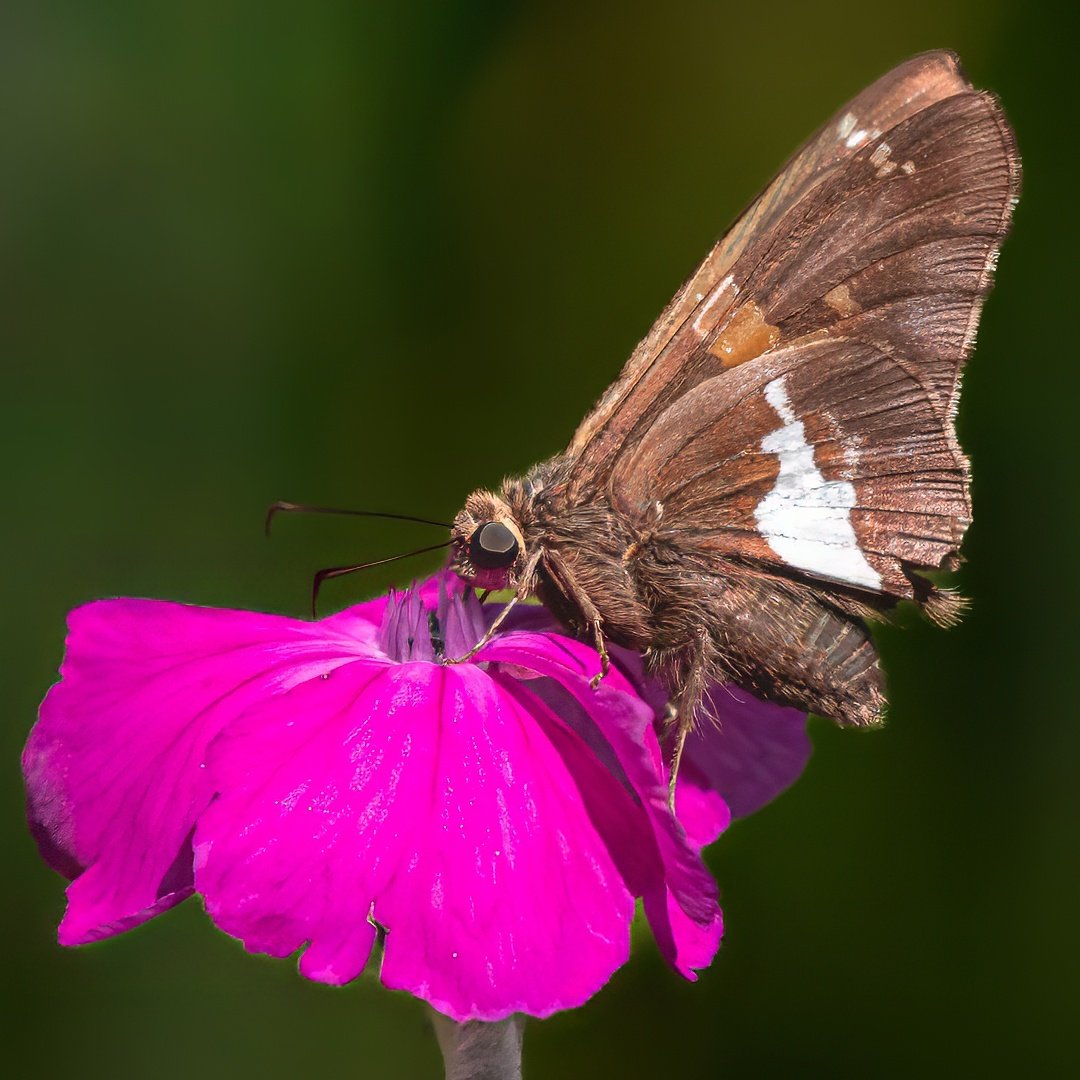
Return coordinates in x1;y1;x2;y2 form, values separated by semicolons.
4;1;1077;1076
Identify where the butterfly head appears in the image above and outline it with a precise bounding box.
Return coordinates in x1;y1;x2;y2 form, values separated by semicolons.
450;489;527;591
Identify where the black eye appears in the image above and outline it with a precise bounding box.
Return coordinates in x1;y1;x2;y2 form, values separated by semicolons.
469;521;519;569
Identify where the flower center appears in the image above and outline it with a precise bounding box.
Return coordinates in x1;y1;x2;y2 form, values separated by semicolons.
377;577;488;664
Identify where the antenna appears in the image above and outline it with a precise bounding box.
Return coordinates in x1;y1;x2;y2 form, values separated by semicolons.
265;500;450;537
310;542;452;617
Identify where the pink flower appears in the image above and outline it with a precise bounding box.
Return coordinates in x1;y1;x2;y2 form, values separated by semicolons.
24;573;811;1021
24;576;731;1020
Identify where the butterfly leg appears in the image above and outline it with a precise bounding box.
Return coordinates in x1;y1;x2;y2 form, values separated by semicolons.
667;628;712;813
667;725;689;813
588;621;611;690
542;549;610;688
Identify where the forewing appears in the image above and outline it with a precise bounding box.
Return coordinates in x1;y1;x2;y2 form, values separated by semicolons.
565;51;1018;516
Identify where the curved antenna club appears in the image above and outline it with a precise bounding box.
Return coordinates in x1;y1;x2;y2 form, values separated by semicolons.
311;541;452;618
265;500;451;538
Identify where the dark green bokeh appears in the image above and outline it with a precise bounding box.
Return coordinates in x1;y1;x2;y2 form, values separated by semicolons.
4;2;1077;1076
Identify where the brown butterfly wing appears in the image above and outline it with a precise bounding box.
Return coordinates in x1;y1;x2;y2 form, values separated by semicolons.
564;51;1016;521
569;56;1018;604
611;335;969;598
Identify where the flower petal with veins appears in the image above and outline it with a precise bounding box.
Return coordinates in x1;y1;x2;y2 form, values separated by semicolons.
24;576;731;1021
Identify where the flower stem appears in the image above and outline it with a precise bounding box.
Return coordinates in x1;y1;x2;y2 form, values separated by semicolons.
429;1010;525;1080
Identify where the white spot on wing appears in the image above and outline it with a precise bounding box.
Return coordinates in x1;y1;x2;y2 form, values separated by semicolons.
691;274;738;336
870;142;892;168
754;377;882;590
837;112;857;139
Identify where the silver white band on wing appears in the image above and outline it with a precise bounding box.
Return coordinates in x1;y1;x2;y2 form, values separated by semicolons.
754;376;882;590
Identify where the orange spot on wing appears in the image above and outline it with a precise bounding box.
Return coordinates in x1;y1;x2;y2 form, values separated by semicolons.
708;302;781;368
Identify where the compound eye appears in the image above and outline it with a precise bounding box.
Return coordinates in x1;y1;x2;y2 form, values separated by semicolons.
469;520;520;569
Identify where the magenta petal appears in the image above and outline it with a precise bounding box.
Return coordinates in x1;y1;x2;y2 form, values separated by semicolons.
672;774;732;854
649;777;729;980
316;593;394;653
26;576;735;1014
23;599;387;945
683;685;812;819
476;634;722;971
194;661;656;1019
647;886;725;981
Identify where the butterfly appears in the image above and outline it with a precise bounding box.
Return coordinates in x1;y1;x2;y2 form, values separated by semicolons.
448;50;1020;772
